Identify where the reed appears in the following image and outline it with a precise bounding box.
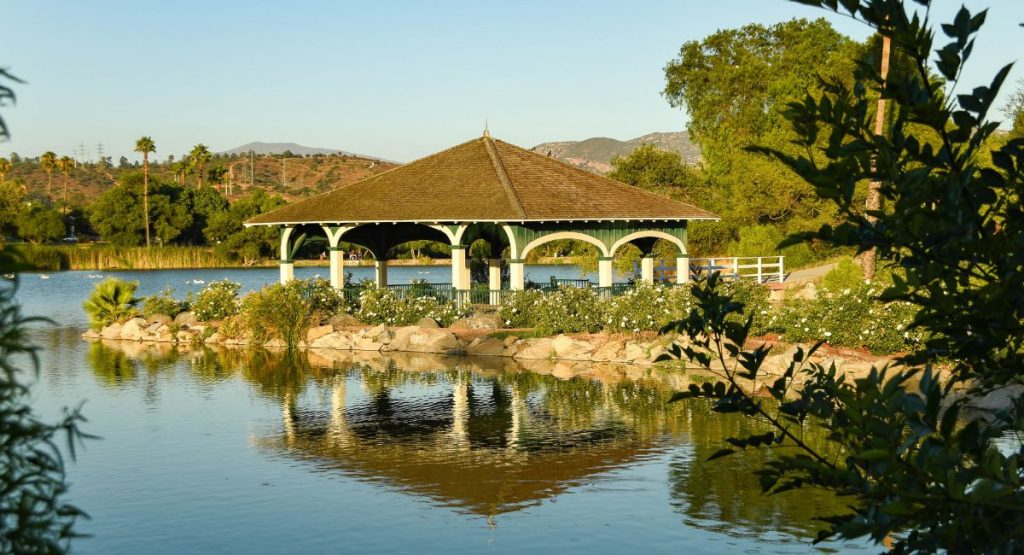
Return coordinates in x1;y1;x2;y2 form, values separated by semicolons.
3;244;250;271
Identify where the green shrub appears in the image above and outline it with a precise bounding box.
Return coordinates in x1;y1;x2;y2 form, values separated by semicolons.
82;277;139;330
302;277;348;316
719;279;772;335
533;287;603;335
192;280;241;321
141;288;183;319
601;284;694;333
356;286;466;326
240;280;323;349
498;289;544;328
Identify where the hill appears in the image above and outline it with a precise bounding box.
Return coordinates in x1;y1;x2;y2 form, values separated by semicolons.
220;141;389;161
531;131;700;174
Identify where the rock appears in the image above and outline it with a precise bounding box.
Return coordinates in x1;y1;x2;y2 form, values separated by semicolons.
329;313;362;330
623;341;648;361
154;325;174;343
450;312;503;330
634;344;668;365
82;329;100;340
175;330;193;343
385;326;463;354
147;313;173;326
353;325;393;351
115;318;144;341
307;324;333;344
550;334;597;360
792;282;817;300
312;331;355;350
591;338;628;363
204;332;221;345
264;338;287;349
174;311;198;325
511;338;555;360
100;322;123;340
465;337;505;357
416;317;440;329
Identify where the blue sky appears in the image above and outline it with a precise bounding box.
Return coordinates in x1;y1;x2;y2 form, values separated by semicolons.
4;1;1023;162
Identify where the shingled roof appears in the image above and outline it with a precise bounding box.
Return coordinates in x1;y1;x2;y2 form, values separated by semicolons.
246;135;718;225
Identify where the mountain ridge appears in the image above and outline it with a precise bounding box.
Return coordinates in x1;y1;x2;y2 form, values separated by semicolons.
531;131;699;174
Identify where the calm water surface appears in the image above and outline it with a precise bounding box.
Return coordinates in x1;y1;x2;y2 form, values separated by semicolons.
24;268;872;554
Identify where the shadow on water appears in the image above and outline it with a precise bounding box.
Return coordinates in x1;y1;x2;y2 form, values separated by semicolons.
81;337;854;544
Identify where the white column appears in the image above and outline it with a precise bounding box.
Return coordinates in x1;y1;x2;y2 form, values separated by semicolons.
488;258;501;304
450;374;469;449
640;256;655;285
374;259;388;287
676;255;690;284
279;225;295;284
329;247;344;289
328;378;351;448
510;259;525;290
598;257;613;288
451;245;467;290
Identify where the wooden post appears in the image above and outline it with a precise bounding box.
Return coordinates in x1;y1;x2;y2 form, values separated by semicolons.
756;257;763;284
732;257;739;280
778;255;785;283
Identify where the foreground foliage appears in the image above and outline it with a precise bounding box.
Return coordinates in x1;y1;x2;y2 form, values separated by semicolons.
658;1;1024;552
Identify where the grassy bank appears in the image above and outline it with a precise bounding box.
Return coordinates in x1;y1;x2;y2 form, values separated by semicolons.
4;244;237;271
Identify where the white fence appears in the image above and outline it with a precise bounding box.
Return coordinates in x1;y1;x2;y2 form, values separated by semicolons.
653;256;785;284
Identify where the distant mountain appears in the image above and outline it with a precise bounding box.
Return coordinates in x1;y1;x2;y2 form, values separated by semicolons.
220;141;389;161
531;131;700;174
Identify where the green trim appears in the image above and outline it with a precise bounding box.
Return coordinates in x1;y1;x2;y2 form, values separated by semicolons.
279;259;294;264
642;253;656;259
598;256;614;261
450;244;468;250
509;258;525;264
329;246;344;252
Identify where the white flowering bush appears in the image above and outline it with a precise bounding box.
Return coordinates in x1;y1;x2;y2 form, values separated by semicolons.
498;289;545;328
533;287;605;335
356;286;466;326
766;282;924;353
602;284;694;333
192;280;241;321
302;277;349;316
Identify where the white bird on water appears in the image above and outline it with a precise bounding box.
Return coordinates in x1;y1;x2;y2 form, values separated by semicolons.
39;275;50;279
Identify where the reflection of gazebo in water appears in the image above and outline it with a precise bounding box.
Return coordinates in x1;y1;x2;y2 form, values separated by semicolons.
265;373;654;519
245;133;717;300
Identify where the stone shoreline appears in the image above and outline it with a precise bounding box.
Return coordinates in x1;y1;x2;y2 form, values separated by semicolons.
83;314;897;383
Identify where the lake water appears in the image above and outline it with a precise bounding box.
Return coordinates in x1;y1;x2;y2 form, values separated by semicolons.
22;267;873;554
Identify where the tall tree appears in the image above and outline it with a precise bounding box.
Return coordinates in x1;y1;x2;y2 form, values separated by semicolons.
1005;78;1024;138
40;151;57;200
55;156;73;216
862;32;892;280
189;144;211;187
0;157;10;181
134;136;156;247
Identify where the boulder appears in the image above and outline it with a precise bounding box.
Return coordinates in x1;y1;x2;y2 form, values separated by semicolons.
416;317;440;329
623;341;648;361
386;326;463;354
450;312;503;330
329;313;362;330
175;330;193;343
550;334;597;360
591;338;628;363
154;325;174;343
82;329;100;340
204;332;221;345
511;338;555;360
118;319;147;342
174;311;198;325
465;337;505;357
307;324;333;344
791;282;817;300
147;313;173;326
352;325;393;351
311;331;355;350
100;322;123;340
264;338;287;350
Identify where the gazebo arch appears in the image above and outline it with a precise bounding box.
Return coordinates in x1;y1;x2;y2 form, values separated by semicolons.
610;230;689;285
247;133;718;298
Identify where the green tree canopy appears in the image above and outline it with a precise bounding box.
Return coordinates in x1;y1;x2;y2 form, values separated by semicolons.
16;204;64;244
204;189;285;265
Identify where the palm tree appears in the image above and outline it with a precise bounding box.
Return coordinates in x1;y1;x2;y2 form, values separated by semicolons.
189;144;211;187
0;157;10;181
172;159;189;185
134;137;156;247
56;155;73;216
82;277;139;330
40;151;57;200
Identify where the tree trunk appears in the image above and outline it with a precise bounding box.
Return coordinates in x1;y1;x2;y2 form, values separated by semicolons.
143;152;151;248
863;33;891;281
61;173;68;216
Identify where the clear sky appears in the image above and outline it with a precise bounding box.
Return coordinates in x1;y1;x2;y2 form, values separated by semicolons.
3;1;1023;163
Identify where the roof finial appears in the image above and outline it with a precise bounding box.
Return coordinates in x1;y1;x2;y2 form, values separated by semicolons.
483;116;490;138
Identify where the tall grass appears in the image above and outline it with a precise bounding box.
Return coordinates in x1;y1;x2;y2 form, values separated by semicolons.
2;244;245;271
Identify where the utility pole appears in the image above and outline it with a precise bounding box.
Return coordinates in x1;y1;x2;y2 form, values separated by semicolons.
250;150;255;186
282;156;286;187
863;33;891;281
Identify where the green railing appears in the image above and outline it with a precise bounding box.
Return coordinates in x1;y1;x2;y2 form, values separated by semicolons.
340;281;660;307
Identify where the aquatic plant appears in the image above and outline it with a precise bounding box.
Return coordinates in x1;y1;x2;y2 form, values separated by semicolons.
82;277;139;330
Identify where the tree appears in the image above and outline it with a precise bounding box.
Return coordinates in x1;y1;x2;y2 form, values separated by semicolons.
178;185;227;245
171;158;189;185
89;173;192;247
17;204;64;243
0;157;10;180
607;144;688;191
40;151;57;200
204;189;285;265
663;18;860;253
55;155;73;215
662;2;1024;551
189;144;212;187
1005;79;1024;138
134;136;156;247
0;179;24;237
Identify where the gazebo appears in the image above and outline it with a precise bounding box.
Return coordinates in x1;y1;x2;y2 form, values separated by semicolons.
245;133;717;297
